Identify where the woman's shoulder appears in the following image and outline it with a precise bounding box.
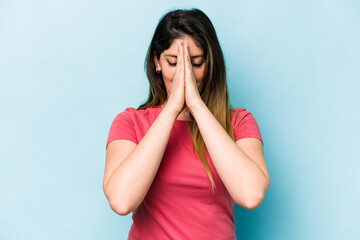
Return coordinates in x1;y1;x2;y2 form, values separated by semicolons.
115;106;162;121
230;107;263;144
230;107;259;126
231;107;248;114
231;107;252;119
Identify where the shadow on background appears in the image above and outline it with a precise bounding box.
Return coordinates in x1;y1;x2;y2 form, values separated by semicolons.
229;58;298;239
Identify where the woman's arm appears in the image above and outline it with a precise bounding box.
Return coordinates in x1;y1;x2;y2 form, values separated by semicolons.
190;104;270;210
103;41;186;216
103;106;178;215
182;39;270;209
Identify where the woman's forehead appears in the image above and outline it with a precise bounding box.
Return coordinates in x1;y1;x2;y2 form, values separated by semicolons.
164;37;204;57
164;54;204;60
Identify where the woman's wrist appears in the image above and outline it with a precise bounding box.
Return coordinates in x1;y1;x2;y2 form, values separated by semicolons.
161;104;183;121
187;99;206;115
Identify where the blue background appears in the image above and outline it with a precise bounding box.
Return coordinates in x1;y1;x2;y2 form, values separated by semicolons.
1;0;359;239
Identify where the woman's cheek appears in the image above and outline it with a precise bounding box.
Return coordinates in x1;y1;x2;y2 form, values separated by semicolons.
194;68;205;82
193;67;206;91
162;72;175;94
162;69;176;83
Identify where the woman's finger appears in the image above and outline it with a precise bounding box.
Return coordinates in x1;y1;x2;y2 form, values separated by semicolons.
184;39;195;84
175;40;181;73
179;40;184;75
184;39;192;72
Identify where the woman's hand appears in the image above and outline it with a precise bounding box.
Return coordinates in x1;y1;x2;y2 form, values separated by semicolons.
164;39;205;116
164;40;186;115
183;39;204;113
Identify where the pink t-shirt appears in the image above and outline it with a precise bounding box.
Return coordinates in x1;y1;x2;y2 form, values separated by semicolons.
106;107;263;240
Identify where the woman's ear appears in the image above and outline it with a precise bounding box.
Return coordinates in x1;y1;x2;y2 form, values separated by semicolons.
153;52;161;72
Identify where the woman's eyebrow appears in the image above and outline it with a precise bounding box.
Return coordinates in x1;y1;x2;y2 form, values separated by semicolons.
165;54;204;59
190;55;203;59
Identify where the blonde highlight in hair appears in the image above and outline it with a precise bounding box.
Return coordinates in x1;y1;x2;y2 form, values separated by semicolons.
188;39;235;192
139;8;234;192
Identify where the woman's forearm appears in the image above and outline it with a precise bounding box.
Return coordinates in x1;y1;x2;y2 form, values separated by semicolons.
104;106;178;215
190;103;269;209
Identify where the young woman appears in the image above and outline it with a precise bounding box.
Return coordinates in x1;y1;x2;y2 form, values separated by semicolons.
103;8;270;239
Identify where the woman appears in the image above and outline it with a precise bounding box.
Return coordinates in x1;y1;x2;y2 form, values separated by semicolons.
103;8;270;239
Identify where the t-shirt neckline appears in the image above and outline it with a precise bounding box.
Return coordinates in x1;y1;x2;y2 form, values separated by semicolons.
151;106;192;123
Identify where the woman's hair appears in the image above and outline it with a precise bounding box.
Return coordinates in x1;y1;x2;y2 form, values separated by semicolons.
139;8;234;191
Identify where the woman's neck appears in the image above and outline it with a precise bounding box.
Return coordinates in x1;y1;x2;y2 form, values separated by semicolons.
176;108;191;121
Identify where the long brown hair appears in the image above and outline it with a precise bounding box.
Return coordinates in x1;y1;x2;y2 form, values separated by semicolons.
139;9;234;191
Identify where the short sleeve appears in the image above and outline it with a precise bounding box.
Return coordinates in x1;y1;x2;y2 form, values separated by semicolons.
232;108;264;145
106;108;138;149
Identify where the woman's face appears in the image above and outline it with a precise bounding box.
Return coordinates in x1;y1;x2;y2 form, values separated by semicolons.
154;36;206;97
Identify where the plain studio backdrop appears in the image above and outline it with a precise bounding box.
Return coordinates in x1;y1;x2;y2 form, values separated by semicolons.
0;0;359;239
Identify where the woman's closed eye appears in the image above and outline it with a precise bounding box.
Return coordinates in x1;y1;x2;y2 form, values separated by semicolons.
191;61;205;67
166;59;204;68
166;59;177;66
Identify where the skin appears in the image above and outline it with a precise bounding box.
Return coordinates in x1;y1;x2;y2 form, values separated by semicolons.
154;36;205;120
103;37;270;215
